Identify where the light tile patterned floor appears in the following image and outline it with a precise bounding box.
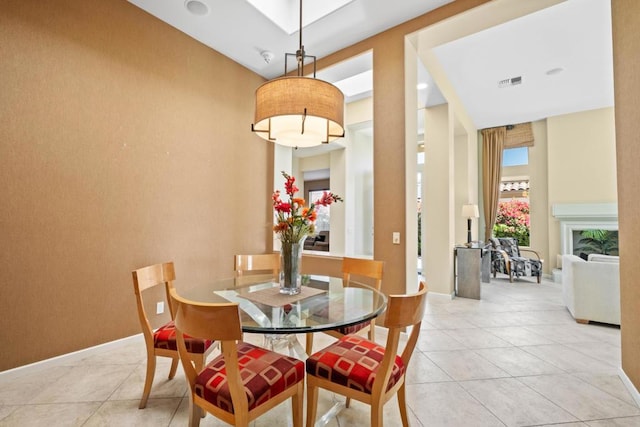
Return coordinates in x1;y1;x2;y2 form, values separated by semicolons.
1;277;638;426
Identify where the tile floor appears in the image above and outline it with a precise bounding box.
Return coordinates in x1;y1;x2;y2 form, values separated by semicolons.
1;277;639;426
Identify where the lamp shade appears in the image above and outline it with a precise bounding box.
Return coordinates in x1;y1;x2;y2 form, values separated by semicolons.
461;204;479;219
252;76;345;148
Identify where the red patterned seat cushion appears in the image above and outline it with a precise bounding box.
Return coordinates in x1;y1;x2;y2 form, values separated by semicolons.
195;342;304;414
154;321;213;353
306;335;405;394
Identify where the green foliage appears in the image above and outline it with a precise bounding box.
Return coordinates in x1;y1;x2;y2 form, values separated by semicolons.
493;199;530;246
575;229;619;255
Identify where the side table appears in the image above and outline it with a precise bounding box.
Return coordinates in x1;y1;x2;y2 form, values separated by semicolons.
454;244;490;300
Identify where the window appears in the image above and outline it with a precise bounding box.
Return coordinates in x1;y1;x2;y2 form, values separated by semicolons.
502;147;528;167
494;178;530;246
494;198;530;246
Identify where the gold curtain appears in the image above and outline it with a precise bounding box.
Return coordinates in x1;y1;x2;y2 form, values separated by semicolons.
481;127;506;240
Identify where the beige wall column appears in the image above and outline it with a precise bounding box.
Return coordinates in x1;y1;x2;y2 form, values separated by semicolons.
371;36;408;297
454;125;480;244
612;0;640;394
423;104;455;296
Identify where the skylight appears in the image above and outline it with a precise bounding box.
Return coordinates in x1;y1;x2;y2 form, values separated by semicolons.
246;0;354;35
333;70;373;97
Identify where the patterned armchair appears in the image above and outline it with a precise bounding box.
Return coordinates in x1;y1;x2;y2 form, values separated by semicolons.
490;237;543;283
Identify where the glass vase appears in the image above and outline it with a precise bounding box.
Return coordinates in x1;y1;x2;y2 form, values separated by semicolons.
279;237;306;295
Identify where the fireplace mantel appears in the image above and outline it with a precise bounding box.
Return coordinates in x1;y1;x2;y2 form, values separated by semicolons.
551;203;617;221
552;203;618;256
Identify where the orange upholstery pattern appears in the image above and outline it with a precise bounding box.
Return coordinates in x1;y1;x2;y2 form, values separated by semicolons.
306;335;405;394
154;321;213;353
195;342;304;414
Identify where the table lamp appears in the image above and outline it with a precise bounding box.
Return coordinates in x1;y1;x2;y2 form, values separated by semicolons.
461;204;480;244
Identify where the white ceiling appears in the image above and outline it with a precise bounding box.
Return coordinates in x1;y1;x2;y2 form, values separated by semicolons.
127;0;452;79
127;0;614;130
429;0;614;129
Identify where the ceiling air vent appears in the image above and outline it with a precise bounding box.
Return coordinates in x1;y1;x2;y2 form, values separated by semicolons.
498;76;522;88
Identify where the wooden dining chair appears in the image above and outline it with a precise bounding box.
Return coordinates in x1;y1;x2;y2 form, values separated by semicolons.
132;262;216;409
306;282;428;427
305;257;384;355
169;288;305;427
234;253;280;277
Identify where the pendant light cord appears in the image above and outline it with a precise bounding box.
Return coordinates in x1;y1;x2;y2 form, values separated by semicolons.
297;0;304;76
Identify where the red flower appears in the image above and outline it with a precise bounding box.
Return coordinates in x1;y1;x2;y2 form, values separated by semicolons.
283;172;299;196
315;191;343;206
274;202;291;213
273;171;342;243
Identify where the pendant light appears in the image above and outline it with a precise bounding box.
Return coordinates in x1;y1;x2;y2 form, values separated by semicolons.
251;0;345;148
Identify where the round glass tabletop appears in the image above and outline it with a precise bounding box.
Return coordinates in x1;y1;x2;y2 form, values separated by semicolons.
176;275;387;334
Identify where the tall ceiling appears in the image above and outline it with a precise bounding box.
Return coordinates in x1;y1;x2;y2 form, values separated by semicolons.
127;0;614;130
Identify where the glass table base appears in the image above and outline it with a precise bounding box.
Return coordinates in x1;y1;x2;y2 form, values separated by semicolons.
262;333;307;359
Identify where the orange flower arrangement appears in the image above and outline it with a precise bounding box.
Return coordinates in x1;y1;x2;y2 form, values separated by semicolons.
272;171;342;244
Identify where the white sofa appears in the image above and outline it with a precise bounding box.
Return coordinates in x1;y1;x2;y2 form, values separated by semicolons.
561;254;620;325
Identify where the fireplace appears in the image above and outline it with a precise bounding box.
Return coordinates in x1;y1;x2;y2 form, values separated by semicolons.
552;203;618;256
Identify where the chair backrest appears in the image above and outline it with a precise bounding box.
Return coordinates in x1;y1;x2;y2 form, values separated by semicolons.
234;253;280;276
169;288;247;413
342;257;384;290
498;237;520;257
371;282;428;397
132;262;176;338
170;288;243;342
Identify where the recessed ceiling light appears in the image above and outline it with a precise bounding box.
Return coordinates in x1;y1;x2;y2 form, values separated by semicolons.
417;83;428;90
184;0;209;16
546;67;565;76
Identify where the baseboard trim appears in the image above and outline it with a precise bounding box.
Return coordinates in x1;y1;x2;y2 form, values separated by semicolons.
428;291;455;300
0;334;144;382
619;367;640;407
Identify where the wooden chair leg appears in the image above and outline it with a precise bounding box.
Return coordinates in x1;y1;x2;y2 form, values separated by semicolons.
292;381;304;427
306;332;314;355
537;274;542;284
371;399;384;427
398;383;409;427
139;353;156;409
306;380;319;427
168;357;179;379
188;397;201;427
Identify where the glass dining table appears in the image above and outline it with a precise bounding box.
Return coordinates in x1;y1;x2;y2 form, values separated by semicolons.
177;274;386;427
176;274;387;357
